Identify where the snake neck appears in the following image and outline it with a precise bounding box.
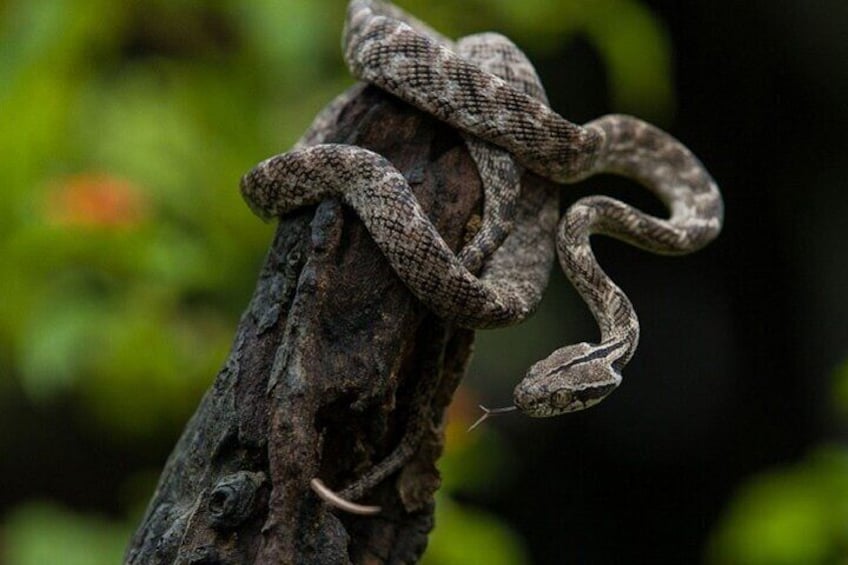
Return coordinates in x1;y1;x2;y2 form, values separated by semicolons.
557;116;724;371
556;205;640;369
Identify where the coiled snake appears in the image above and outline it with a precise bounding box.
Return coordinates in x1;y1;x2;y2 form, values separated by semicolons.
241;0;723;421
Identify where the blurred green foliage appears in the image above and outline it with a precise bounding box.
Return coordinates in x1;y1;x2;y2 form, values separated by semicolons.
0;0;686;562
2;502;132;565
707;447;848;565
706;364;848;565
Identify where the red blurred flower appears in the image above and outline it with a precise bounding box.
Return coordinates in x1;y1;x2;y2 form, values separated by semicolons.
46;173;148;228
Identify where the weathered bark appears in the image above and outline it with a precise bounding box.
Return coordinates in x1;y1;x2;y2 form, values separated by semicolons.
125;85;485;564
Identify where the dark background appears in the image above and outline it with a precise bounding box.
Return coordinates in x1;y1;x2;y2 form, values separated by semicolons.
467;0;848;562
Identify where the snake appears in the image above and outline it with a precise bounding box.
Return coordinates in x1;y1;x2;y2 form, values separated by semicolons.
240;0;724;419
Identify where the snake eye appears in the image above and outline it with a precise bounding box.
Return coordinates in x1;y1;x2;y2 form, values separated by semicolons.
552;389;572;408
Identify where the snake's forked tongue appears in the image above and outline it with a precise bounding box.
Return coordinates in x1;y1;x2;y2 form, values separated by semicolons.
467;404;518;431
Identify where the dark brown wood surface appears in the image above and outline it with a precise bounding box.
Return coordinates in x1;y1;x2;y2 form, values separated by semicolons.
125;85;484;564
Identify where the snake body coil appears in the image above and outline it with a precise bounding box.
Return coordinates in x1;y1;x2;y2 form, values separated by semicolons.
241;0;723;417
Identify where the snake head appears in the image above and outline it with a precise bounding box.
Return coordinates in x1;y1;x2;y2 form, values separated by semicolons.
513;341;626;417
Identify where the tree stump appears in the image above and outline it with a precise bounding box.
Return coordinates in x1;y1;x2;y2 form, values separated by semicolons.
125;85;487;564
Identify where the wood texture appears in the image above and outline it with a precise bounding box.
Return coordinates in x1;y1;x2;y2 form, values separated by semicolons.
125;85;484;564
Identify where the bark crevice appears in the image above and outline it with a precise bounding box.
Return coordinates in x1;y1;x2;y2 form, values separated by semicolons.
125;86;484;565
